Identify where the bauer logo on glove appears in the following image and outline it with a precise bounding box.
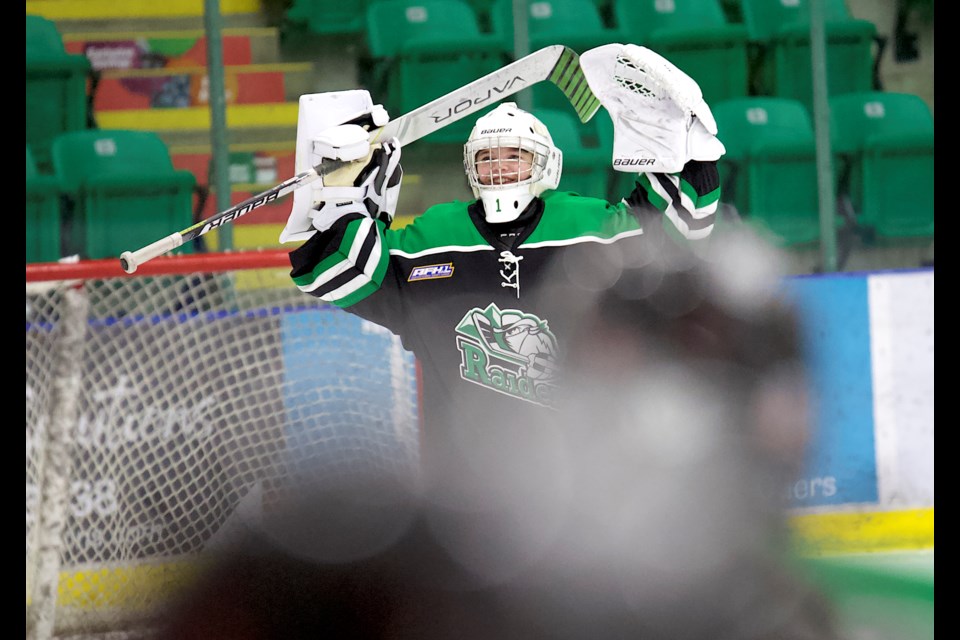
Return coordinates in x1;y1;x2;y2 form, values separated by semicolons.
613;157;657;168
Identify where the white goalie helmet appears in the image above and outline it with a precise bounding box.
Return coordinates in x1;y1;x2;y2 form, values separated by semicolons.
464;102;562;223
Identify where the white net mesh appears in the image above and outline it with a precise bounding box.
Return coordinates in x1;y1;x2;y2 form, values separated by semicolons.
614;52;660;98
25;256;419;639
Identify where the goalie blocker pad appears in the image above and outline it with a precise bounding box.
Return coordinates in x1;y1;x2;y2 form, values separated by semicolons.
280;91;390;244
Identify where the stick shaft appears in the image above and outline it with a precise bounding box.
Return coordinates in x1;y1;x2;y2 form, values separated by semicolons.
119;161;338;273
120;45;596;274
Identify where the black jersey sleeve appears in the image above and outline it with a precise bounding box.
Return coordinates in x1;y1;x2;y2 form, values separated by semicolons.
623;159;721;240
288;213;407;336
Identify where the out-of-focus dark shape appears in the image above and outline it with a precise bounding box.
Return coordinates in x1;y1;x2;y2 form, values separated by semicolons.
159;228;848;640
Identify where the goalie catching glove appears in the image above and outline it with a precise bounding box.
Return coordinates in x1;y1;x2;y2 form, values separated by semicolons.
579;44;725;174
280;90;402;243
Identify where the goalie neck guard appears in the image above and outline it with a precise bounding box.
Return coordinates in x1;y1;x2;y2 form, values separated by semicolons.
464;102;562;223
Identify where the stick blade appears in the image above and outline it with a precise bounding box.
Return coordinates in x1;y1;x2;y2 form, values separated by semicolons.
548;47;601;123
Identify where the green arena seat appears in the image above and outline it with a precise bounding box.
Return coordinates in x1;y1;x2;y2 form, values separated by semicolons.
829;91;934;241
365;0;507;143
533;108;609;200
26;14;94;173
26;146;63;264
490;0;617;113
491;0;614;54
50;130;197;260
611;0;750;105
462;0;496;31
284;0;369;36
712;97;822;247
739;0;877;110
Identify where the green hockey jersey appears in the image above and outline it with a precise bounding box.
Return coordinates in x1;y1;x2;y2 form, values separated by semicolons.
289;162;720;484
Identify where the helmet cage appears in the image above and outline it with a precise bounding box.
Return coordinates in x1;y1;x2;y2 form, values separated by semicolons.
464;135;552;194
462;102;562;222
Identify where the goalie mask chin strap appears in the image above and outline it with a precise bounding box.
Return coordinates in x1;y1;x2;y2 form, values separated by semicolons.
480;190;536;224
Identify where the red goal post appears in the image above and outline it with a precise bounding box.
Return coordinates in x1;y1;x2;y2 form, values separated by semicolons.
26;250;420;639
26;247;292;281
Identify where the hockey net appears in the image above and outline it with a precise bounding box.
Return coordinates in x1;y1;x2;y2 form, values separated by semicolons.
25;250;420;639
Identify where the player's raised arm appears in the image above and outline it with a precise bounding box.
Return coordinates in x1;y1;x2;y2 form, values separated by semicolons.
581;44;725;240
280;91;403;306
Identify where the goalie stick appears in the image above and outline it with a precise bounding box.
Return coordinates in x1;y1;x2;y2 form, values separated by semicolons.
119;45;600;274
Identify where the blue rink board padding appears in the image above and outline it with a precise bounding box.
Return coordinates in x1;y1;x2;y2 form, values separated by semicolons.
279;308;418;473
276;272;907;508
782;274;878;508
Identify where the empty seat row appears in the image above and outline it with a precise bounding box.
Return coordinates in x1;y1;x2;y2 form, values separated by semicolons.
26;94;931;265
26;131;197;264
26;14;96;172
711;91;933;248
526;88;932;255
26;146;62;264
289;0;878;113
740;0;878;109
32;1;881;162
362;0;508;143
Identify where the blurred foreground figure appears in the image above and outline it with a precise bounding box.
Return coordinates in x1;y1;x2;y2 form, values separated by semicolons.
160;228;844;640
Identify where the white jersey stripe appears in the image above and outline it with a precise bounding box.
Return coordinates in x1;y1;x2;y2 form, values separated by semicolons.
645;174;714;239
520;228;645;249
298;257;356;294
298;218;375;294
390;244;496;259
320;239;383;302
321;225;385;302
678;185;718;220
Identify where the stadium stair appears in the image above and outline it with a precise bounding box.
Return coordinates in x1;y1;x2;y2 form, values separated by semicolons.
27;0;314;251
28;0;432;253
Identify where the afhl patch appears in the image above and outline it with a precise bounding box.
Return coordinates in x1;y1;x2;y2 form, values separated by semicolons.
408;263;455;282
